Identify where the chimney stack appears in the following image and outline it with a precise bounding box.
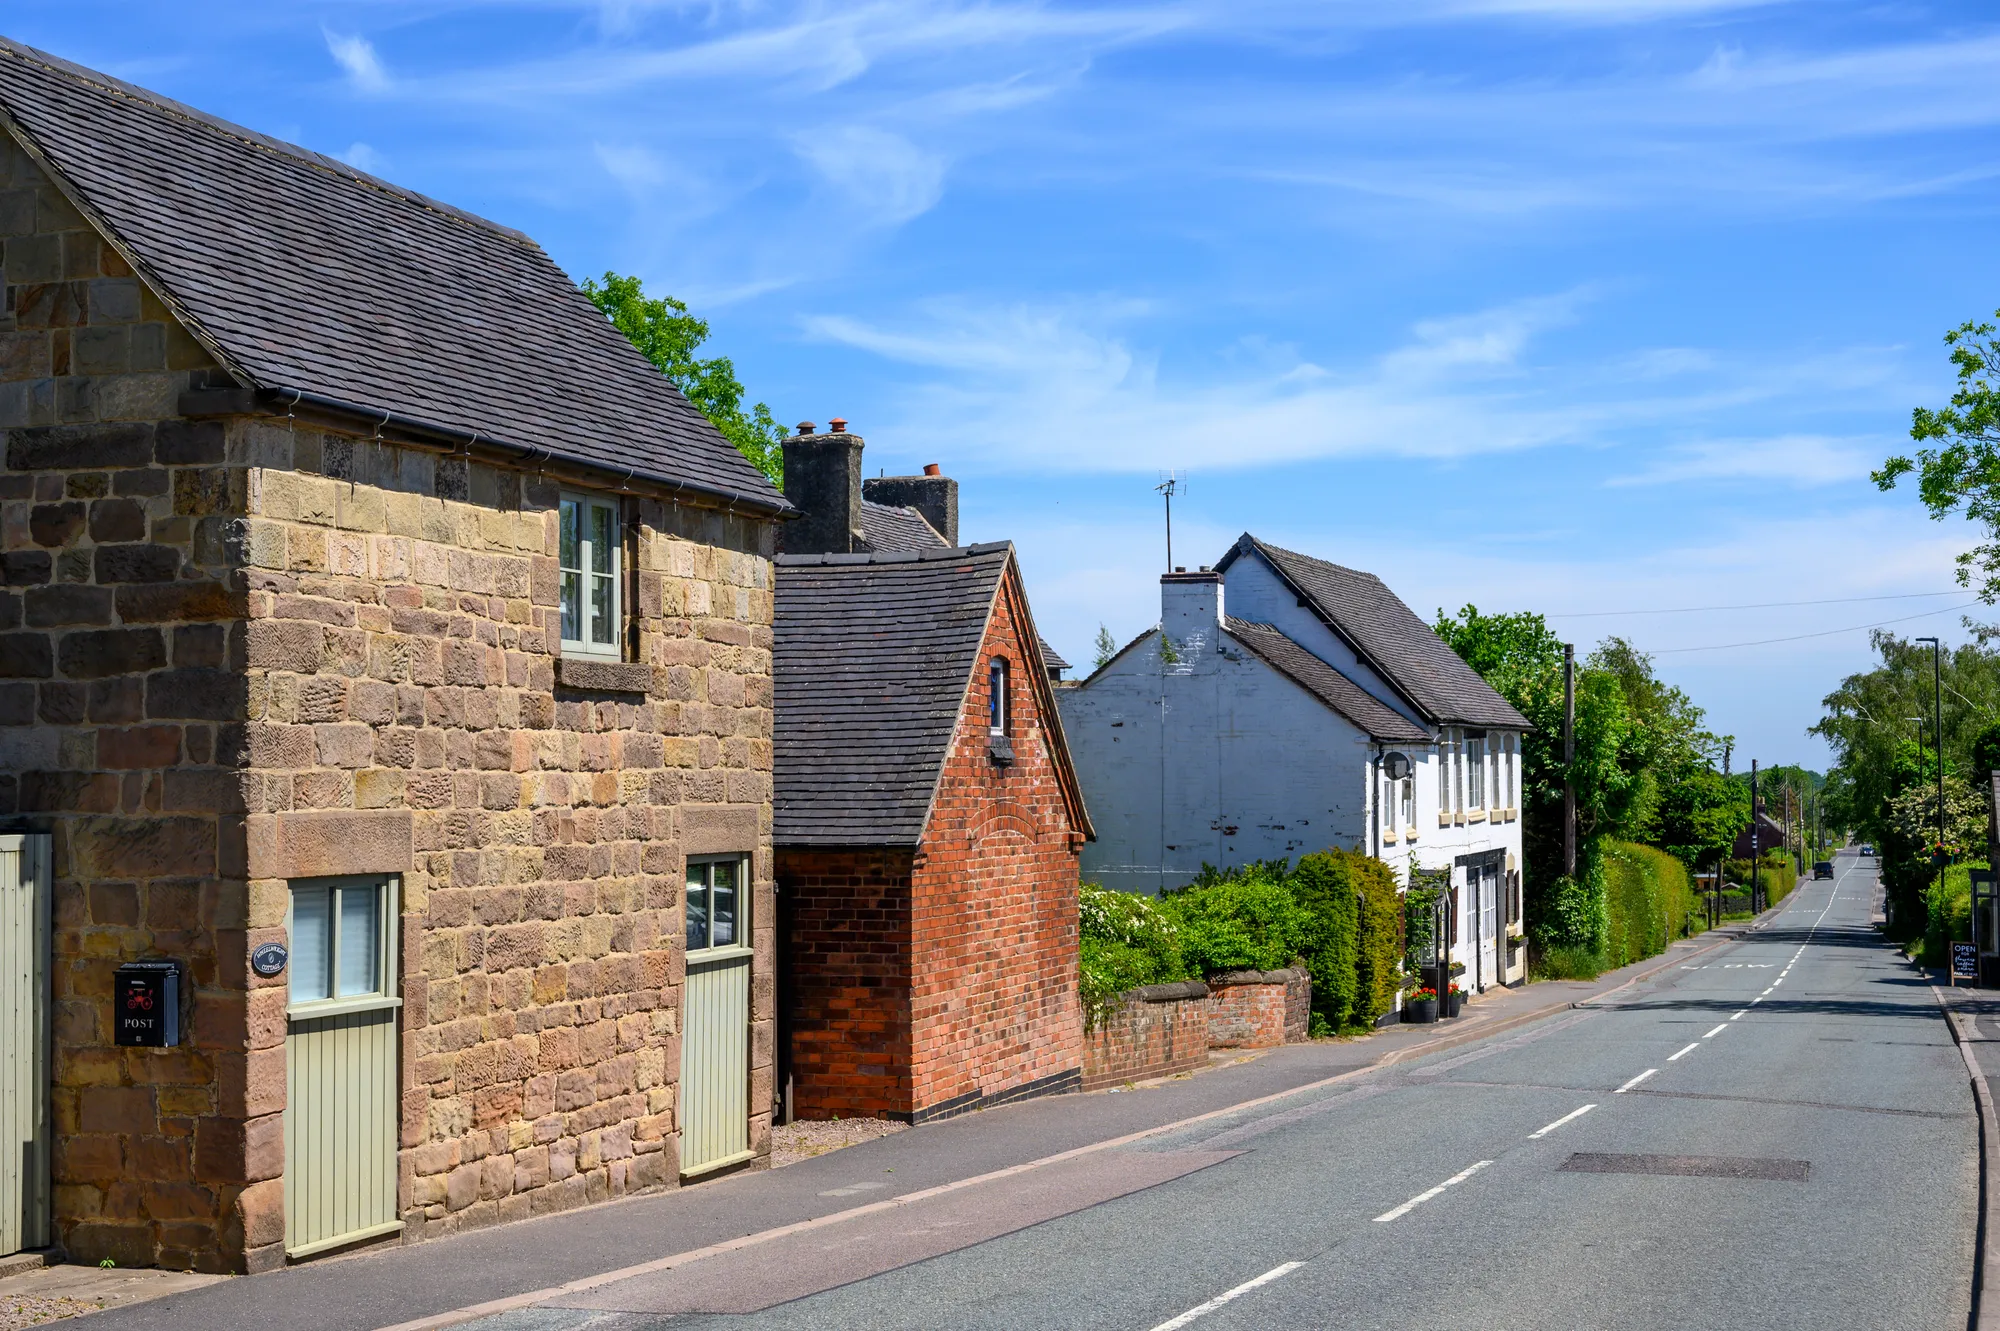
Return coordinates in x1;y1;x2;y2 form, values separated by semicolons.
1160;568;1223;653
863;463;959;546
780;422;866;555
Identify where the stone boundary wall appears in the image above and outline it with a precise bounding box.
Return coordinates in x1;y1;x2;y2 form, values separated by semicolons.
1081;981;1209;1091
1205;968;1311;1048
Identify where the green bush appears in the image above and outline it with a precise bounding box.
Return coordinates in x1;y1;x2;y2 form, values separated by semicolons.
1078;883;1190;1015
1289;848;1404;1032
1920;861;1984;969
1601;841;1696;969
1530;944;1603;981
1158;865;1309;976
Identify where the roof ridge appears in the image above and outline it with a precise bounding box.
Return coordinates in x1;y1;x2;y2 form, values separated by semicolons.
774;541;1011;568
0;35;536;249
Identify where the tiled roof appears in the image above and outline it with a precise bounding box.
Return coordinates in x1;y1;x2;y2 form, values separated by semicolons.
859;500;945;552
1037;637;1070;672
1218;534;1529;730
0;37;784;511
1223;619;1430;742
773;544;1012;846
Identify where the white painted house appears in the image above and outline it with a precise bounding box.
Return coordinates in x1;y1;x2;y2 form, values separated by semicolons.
1058;534;1532;991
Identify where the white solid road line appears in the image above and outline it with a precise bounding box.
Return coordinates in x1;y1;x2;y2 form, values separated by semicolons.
1373;1161;1493;1222
1668;1042;1700;1061
1615;1068;1658;1093
1147;1262;1306;1331
1529;1104;1597;1138
1704;1023;1727;1038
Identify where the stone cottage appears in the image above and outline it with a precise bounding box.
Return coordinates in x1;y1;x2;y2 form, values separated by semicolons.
0;37;788;1273
772;427;1093;1123
1059;535;1532;993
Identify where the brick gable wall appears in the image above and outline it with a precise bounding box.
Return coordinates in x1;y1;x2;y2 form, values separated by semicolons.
906;566;1081;1112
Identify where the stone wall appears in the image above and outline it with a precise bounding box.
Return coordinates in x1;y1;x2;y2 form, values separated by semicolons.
1205;969;1311;1049
0;130;779;1271
0;133;254;1272
907;568;1083;1115
235;423;776;1263
1080;982;1208;1091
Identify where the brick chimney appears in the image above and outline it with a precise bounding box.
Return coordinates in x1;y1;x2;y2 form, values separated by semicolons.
862;463;958;546
781;423;866;554
1160;569;1223;660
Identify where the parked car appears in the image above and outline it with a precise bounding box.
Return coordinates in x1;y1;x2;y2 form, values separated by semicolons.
1813;861;1834;880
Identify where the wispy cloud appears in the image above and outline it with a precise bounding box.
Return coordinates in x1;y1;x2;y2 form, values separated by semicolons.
1608;434;1885;488
323;29;390;94
335;141;385;173
793;126;947;226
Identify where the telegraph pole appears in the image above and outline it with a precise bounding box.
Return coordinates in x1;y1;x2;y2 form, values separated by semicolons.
1563;644;1576;879
1917;636;1945;878
1751;760;1761;913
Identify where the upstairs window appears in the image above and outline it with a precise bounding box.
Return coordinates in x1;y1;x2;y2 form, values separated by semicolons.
989;656;1010;735
1466;732;1486;808
560;493;621;659
1400;776;1414;828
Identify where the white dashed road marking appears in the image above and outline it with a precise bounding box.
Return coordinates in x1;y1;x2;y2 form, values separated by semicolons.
1373;1161;1493;1223
1529;1105;1597;1138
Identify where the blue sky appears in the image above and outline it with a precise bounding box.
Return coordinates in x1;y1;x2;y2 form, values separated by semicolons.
18;1;2000;768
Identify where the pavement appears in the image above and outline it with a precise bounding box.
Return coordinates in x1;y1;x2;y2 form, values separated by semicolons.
76;852;1965;1331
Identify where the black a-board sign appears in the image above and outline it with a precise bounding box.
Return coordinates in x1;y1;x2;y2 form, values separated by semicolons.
1953;941;1981;984
114;960;182;1047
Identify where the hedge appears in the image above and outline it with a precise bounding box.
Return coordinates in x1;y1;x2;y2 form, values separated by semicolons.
1079;849;1405;1036
1920;861;1985;970
1600;840;1696;970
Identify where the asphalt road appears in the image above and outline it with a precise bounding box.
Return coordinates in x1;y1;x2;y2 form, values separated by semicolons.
460;850;1975;1331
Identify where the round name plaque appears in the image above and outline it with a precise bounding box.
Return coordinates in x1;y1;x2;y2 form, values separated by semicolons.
250;942;289;978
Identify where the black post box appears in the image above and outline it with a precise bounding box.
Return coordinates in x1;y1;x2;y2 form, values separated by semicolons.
114;961;181;1048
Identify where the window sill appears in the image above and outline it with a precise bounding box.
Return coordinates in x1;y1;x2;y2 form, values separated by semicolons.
989;735;1015;766
1437;813;1452;828
1469;810;1488;823
687;944;755;969
557;657;652;693
1383;830;1399;845
288;994;403;1020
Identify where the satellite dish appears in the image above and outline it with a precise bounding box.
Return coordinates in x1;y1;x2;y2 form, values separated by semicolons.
1383;751;1412;781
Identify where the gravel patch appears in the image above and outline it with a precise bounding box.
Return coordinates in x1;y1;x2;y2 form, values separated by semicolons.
0;1292;103;1329
772;1117;907;1167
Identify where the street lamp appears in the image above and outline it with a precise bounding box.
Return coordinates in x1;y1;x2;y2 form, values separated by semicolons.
1916;637;1945;882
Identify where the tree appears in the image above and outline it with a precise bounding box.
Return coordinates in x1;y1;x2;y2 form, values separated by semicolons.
1092;625;1118;671
580;273;784;483
1655;768;1747;867
1874;311;2000;599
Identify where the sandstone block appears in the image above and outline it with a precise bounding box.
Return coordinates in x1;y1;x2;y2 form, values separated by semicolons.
244;809;413;879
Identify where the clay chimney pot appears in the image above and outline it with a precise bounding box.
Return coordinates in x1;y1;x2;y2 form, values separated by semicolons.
923;463;941;476
796;421;817;436
829;417;848;433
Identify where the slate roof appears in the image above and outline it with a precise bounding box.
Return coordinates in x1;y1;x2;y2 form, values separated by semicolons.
1223;619;1430;743
859;500;946;552
775;544;1009;845
1217;535;1529;730
0;37;784;512
773;542;1089;846
1038;638;1070;673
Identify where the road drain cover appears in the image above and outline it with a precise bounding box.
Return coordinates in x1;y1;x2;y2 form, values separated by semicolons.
1559;1153;1809;1181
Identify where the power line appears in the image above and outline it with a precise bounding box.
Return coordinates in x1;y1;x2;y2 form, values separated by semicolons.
1649;601;1983;655
1548;590;1967;619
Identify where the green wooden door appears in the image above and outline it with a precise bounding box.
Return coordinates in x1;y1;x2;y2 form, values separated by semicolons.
0;834;51;1257
681;856;752;1177
284;877;402;1258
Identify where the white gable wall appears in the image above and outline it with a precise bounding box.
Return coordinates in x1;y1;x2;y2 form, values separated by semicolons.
1059;593;1372;895
1217;552;1426;728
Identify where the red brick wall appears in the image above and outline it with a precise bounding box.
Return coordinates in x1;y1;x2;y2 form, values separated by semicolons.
1082;993;1207;1091
907;567;1082;1114
777;848;915;1119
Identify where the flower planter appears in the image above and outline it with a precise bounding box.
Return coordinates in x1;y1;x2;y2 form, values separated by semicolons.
1443;992;1464;1018
1404;998;1438;1024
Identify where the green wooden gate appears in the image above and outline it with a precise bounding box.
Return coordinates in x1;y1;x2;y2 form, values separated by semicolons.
0;834;51;1258
284;876;402;1258
680;949;752;1176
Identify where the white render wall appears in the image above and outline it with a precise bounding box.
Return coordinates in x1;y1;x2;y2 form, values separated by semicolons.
1062;557;1530;990
1059;575;1373;895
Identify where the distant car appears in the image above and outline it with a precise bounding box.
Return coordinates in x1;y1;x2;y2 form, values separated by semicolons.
1860;845;1875;856
1813;861;1834;880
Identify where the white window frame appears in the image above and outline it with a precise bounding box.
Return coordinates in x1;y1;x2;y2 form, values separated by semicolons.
686;854;751;956
286;875;401;1019
1400;775;1414;829
1467;732;1486;809
989;656;1010;737
560;491;623;661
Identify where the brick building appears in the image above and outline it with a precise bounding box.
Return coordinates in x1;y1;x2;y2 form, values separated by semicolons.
772;428;1092;1123
0;38;788;1272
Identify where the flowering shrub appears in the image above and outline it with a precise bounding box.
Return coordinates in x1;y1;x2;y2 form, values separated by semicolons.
1406;987;1437;1002
1079;883;1191;1017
